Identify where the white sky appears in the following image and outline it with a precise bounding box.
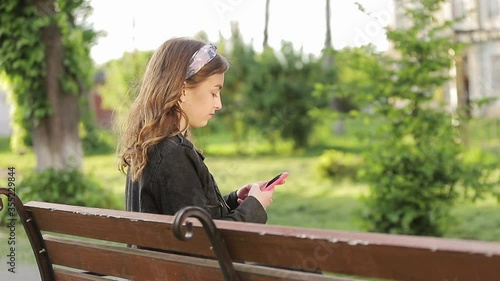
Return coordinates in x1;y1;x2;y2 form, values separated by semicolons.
88;0;395;64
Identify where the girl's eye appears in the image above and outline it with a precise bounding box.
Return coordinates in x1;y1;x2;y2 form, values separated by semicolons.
212;93;219;98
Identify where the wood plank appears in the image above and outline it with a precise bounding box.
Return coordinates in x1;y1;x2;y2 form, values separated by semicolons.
27;201;215;256
28;202;500;281
54;268;110;281
44;235;344;281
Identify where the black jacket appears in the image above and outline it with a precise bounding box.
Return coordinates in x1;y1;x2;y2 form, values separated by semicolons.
125;134;267;223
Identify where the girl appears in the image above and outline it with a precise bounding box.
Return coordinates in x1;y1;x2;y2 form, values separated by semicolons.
117;38;275;223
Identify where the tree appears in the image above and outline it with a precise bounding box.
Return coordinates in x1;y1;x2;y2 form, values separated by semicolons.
214;23;257;152
0;0;97;170
263;0;270;48
321;0;335;78
243;47;283;150
98;50;153;115
321;0;345;134
318;46;381;113
324;0;332;50
360;0;497;236
244;42;321;150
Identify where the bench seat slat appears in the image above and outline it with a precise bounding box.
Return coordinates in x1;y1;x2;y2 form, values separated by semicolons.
44;235;344;281
28;202;500;281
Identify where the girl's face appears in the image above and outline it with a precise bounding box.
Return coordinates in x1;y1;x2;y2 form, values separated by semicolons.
181;73;224;129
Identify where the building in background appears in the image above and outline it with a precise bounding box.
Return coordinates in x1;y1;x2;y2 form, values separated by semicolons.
0;89;12;137
393;0;500;117
91;71;114;129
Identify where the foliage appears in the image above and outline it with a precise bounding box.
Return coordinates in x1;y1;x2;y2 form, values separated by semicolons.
0;168;120;225
81;127;116;155
316;149;363;181
96;25;330;152
0;72;29;153
277;43;324;149
214;23;257;151
356;0;498;236
0;0;98;158
460;148;500;201
0;1;49;148
311;47;380;139
323;46;382;113
243;42;321;150
241;47;285;149
98;50;153;115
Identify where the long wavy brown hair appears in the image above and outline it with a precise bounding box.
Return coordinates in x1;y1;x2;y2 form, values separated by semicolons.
117;38;229;181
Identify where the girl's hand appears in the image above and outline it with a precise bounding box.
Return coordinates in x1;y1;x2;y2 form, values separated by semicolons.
247;183;274;210
236;181;266;204
236;179;285;205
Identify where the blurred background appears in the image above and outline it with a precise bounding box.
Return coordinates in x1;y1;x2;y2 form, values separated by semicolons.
0;0;499;279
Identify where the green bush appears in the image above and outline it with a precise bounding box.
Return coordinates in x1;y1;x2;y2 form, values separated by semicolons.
0;168;120;225
461;148;500;201
347;0;500;237
81;127;116;156
317;149;363;181
360;123;464;236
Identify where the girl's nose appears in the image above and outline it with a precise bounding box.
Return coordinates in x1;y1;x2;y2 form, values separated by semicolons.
214;96;222;110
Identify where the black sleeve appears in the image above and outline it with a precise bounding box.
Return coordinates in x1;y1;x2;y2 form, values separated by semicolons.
224;191;239;210
223;190;267;223
223;196;267;223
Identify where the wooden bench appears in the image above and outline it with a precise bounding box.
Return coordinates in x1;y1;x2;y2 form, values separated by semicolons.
1;187;500;281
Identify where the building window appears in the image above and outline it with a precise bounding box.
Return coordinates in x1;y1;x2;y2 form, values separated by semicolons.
492;55;500;91
486;0;500;19
452;0;466;19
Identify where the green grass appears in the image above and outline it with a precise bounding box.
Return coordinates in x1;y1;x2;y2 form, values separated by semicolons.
203;154;500;241
205;155;368;231
84;154;126;208
447;198;500;241
468;117;499;154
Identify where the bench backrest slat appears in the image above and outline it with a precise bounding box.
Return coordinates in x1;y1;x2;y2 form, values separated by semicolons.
44;235;342;281
27;201;500;281
54;269;110;281
44;235;226;281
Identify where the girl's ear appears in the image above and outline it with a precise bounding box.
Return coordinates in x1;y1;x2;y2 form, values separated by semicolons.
181;81;189;96
180;83;190;103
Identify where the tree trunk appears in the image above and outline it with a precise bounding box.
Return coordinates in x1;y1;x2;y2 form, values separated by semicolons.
33;0;82;171
455;54;469;147
263;0;270;48
322;0;334;67
325;0;332;50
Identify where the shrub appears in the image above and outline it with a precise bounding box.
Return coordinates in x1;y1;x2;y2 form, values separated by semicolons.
360;122;464;236
1;168;120;225
317;149;363;181
81;127;116;156
461;148;500;201
351;0;498;237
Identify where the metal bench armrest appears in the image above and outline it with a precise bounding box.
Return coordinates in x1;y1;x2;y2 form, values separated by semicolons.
0;187;55;281
173;206;240;281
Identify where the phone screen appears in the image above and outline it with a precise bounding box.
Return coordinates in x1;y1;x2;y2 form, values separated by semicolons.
265;173;284;187
263;172;288;191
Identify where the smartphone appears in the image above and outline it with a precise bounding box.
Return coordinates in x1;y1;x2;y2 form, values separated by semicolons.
263;172;289;191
